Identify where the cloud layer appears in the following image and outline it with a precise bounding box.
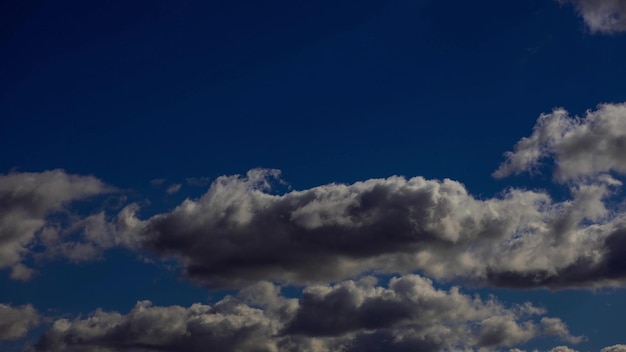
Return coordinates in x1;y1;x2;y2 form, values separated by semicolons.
35;275;581;352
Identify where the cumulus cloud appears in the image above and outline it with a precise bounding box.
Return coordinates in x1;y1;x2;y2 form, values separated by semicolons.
494;103;626;182
540;317;585;344
284;275;557;351
36;298;280;352
112;165;626;290
36;275;577;352
0;303;40;341
0;170;111;278
559;0;626;33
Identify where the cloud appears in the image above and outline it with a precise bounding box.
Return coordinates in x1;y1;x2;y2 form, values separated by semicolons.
0;303;40;341
602;345;626;352
36;298;281;352
284;275;555;351
494;103;626;182
0;170;111;278
186;177;211;187
547;347;578;352
35;275;579;352
113;165;626;290
558;0;626;33
149;178;166;186
540;317;585;344
166;183;182;194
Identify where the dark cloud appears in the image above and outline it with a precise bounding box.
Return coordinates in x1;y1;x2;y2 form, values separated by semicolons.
0;170;112;279
35;275;580;352
0;303;40;341
109;163;626;290
559;0;626;33
486;227;626;289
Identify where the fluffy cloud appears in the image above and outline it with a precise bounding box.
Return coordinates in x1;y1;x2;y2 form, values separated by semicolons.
283;275;557;351
0;170;111;279
540;318;584;344
36;298;280;352
494;103;626;182
559;0;626;33
35;275;578;352
114;164;626;290
0;303;40;341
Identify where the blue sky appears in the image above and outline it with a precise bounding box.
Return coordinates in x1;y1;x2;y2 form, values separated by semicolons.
2;1;626;351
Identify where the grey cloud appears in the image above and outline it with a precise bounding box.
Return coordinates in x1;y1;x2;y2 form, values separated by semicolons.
494;103;626;182
115;166;626;290
559;0;626;33
477;316;537;347
540;317;585;344
485;225;626;289
35;275;578;352
0;303;40;341
36;299;280;352
284;275;555;351
0;170;111;278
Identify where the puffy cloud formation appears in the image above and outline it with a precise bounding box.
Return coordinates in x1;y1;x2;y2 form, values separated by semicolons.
540;318;585;344
494;103;626;182
35;275;580;352
559;0;626;33
36;298;280;352
0;170;111;279
117;165;626;290
0;304;40;341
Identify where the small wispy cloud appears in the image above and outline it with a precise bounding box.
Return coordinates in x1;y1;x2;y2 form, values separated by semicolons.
166;183;182;194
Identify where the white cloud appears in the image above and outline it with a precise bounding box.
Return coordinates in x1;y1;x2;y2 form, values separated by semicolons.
494;103;626;182
0;303;40;341
0;170;111;278
559;0;626;33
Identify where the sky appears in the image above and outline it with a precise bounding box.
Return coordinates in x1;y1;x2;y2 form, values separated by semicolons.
2;0;626;351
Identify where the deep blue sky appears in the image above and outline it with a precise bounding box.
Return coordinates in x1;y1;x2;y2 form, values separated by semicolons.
2;1;626;351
